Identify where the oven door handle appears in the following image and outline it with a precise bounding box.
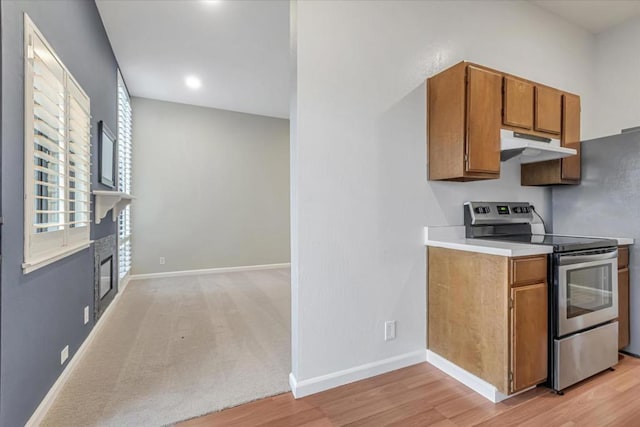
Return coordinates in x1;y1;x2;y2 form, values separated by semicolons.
557;249;618;266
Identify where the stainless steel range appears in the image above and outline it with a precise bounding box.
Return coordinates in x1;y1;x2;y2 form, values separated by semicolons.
464;201;619;393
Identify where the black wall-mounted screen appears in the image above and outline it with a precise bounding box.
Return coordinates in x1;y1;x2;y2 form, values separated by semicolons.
98;121;116;188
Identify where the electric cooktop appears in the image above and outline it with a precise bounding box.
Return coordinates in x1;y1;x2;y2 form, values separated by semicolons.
481;234;618;253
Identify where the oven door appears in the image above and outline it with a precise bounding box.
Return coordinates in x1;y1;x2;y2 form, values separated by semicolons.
557;248;618;337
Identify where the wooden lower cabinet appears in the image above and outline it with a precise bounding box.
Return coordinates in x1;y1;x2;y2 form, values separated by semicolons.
428;247;548;395
619;268;630;349
618;245;630;350
510;282;548;392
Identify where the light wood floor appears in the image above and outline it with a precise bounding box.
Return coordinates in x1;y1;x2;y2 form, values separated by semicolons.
178;354;640;427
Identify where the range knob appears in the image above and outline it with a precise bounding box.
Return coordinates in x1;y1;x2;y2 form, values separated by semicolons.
474;206;490;214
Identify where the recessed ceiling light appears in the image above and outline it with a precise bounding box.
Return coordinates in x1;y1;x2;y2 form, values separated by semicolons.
202;0;221;5
185;75;202;90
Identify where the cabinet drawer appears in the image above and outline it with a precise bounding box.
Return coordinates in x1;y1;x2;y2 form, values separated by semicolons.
510;256;547;286
619;246;629;269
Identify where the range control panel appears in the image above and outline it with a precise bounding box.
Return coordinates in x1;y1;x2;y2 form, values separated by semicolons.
464;201;534;225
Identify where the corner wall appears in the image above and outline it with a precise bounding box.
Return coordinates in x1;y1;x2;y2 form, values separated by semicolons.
1;1;118;425
592;15;640;137
554;14;640;355
131;98;290;275
291;0;596;389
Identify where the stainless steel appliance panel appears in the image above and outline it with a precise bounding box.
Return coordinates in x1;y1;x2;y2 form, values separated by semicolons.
554;321;619;391
557;250;618;336
464;201;533;225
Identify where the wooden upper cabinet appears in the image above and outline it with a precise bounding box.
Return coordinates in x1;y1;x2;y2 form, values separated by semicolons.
427;62;501;181
503;77;534;130
521;91;582;186
428;61;581;185
466;66;502;175
561;94;581;181
534;86;563;135
505;79;563;139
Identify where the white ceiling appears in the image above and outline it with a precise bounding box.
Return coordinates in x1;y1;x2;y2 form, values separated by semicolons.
96;0;290;119
96;0;639;120
532;0;640;33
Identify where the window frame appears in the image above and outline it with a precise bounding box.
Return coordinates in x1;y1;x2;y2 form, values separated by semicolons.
117;70;133;280
23;14;92;274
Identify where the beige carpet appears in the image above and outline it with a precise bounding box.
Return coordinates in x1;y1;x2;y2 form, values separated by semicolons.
41;268;291;426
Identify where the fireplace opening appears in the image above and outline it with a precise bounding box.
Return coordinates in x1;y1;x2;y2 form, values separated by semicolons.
95;235;118;321
100;256;114;300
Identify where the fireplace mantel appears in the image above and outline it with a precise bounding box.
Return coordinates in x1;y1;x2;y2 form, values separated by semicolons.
93;191;135;224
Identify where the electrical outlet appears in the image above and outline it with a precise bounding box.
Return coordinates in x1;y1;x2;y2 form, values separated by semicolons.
159;257;166;265
384;320;396;341
84;306;90;325
61;345;69;365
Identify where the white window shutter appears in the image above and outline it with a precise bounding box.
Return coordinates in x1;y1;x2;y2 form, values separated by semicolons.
23;15;91;272
117;71;133;279
66;77;91;245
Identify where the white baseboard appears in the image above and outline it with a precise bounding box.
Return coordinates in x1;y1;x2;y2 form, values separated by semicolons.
289;349;427;398
119;273;131;293
129;263;291;281
25;274;132;427
426;350;533;403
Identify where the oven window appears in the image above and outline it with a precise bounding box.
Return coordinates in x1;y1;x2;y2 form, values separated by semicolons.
566;264;613;318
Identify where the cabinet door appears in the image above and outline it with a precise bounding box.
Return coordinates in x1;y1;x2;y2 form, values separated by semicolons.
466;66;502;174
561;94;581;181
510;282;548;393
535;86;562;135
503;77;534;130
619;268;630;349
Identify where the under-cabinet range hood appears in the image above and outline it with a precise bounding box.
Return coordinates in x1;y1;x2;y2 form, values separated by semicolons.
500;129;577;163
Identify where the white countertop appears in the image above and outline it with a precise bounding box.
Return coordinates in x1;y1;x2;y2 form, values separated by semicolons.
424;226;553;257
424;226;634;257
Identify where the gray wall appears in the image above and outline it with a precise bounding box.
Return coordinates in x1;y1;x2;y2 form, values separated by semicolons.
592;15;640;138
552;133;640;355
1;1;118;425
131;98;290;275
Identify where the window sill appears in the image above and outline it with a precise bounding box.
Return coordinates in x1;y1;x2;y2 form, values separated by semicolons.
23;241;92;274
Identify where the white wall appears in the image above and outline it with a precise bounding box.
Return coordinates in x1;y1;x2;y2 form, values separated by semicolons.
593;15;640;137
291;0;597;389
131;97;290;274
